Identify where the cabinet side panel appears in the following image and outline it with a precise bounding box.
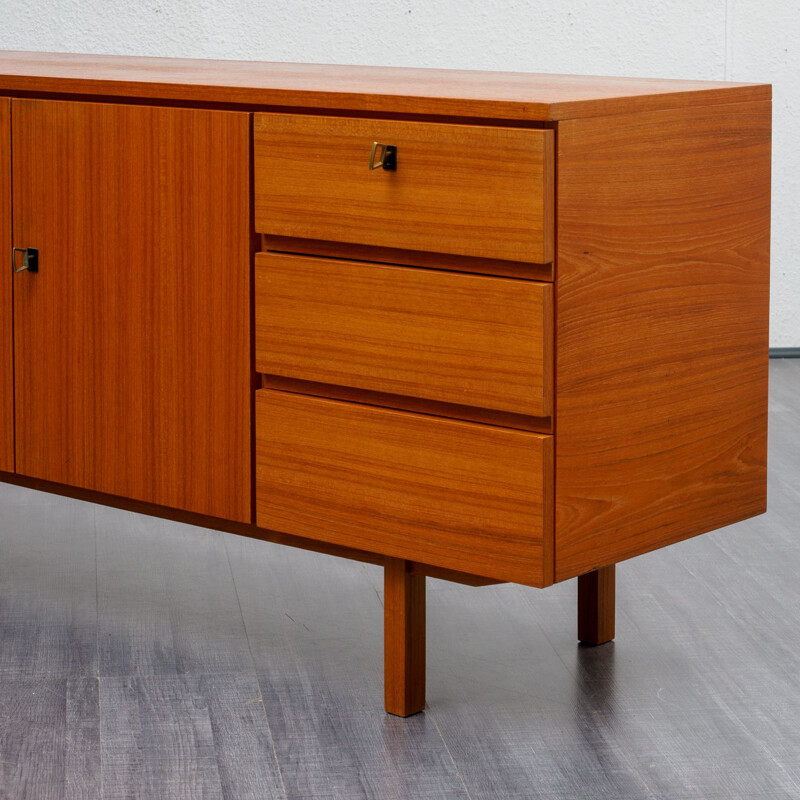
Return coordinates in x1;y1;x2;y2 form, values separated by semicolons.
555;101;771;581
0;98;10;472
12;100;251;522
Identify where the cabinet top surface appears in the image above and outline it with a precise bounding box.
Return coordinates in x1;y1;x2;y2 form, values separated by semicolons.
0;50;770;121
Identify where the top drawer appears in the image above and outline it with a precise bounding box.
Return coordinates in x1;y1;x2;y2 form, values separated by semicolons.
254;114;554;264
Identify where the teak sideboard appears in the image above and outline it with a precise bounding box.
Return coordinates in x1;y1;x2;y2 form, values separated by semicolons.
0;51;770;716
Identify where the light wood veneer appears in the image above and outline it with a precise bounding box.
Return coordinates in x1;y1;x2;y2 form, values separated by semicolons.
555;101;771;580
11;99;251;521
255;389;554;587
0;50;769;121
384;558;426;717
254;114;554;263
0;52;772;717
255;252;553;416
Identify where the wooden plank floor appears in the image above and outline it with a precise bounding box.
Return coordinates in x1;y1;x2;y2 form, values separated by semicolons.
0;358;798;799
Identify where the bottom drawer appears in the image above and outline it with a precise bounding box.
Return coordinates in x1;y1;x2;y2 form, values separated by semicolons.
255;390;553;586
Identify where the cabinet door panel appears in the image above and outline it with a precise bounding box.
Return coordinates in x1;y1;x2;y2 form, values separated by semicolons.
0;98;10;472
12;99;251;522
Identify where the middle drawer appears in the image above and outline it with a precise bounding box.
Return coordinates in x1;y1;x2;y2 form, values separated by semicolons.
255;252;553;417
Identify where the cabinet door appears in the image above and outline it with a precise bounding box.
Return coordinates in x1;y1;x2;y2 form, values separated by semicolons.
11;99;251;522
0;98;11;473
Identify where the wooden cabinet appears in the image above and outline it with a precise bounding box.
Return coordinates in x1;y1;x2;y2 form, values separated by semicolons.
9;99;251;521
0;52;772;717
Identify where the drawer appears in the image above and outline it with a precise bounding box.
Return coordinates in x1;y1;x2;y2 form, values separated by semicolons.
255;390;553;586
256;252;553;417
254;114;554;264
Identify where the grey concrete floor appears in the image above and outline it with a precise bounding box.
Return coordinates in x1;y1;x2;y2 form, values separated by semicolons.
0;359;798;799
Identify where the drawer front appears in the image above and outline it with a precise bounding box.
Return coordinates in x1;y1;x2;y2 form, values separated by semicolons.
256;390;553;586
256;253;553;417
254;114;554;263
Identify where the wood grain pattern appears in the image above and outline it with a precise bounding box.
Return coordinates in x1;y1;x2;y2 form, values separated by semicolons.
225;534;471;797
577;565;615;645
255;389;553;586
11;99;251;522
256;252;553;416
554;101;771;581
0;487;97;678
254;114;553;263
2;372;800;800
99;676;223;799
99;674;285;800
0;98;11;473
0;678;101;800
65;677;102;800
0;50;770;121
95;505;254;678
384;558;426;717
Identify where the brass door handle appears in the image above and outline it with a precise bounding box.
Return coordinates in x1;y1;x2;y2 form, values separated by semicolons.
369;142;397;171
12;247;38;274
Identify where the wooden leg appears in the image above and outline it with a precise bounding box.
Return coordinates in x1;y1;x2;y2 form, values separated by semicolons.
384;558;426;716
578;565;615;645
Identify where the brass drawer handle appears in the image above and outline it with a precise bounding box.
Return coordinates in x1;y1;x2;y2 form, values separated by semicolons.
369;142;397;171
12;247;38;274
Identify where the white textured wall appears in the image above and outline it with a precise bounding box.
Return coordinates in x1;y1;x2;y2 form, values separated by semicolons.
1;0;797;345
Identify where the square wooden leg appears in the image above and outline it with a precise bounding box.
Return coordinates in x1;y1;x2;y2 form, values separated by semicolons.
578;564;615;645
384;558;426;716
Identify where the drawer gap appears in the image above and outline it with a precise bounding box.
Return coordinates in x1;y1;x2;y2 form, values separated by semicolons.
263;236;553;281
263;375;553;434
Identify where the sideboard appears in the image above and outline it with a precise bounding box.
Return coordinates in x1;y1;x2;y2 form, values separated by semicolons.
0;51;770;716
